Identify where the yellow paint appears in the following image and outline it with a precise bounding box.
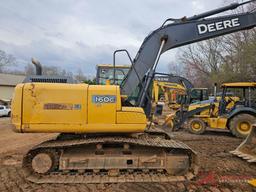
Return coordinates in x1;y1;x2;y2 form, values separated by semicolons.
11;84;24;131
105;79;111;85
222;82;256;87
22;83;88;126
11;83;146;133
236;121;252;135
248;179;256;187
191;121;202;131
117;107;146;124
88;85;118;124
187;95;239;130
207;117;227;129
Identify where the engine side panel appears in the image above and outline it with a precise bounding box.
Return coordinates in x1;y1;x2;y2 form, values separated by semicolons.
11;83;146;133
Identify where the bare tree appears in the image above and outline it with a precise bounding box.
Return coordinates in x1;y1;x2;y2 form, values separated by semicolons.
168;61;185;76
74;68;87;82
0;50;16;73
24;63;74;77
178;37;225;87
177;1;256;87
24;63;35;75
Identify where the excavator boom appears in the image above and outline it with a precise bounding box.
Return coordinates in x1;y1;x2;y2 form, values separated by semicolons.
121;1;256;107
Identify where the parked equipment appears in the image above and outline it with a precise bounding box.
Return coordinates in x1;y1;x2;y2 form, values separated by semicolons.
152;74;209;111
152;73;193;107
152;80;186;108
11;1;256;184
170;82;256;138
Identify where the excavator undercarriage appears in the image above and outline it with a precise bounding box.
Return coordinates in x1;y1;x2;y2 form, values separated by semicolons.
23;132;198;184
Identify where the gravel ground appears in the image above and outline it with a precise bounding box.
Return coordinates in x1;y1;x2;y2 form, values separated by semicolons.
0;117;255;192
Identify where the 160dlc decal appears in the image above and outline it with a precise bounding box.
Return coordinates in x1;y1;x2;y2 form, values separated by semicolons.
92;95;116;103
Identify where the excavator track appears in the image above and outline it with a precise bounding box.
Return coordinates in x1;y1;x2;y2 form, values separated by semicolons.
22;134;199;184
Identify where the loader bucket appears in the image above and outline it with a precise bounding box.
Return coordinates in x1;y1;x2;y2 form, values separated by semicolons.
230;124;256;163
164;114;174;127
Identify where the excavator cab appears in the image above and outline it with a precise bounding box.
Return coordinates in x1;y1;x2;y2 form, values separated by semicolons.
96;64;130;85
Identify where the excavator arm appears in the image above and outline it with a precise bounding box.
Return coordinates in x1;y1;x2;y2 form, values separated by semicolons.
121;1;256;109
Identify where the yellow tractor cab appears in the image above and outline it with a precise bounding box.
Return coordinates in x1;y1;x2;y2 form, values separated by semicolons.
218;82;256;115
172;82;256;138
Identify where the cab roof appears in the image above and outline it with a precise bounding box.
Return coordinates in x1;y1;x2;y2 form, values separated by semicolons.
221;82;256;88
192;88;208;90
97;64;130;68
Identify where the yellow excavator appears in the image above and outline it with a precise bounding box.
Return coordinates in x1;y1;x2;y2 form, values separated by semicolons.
11;1;256;184
96;65;193;110
152;74;209;111
152;74;190;112
152;80;186;104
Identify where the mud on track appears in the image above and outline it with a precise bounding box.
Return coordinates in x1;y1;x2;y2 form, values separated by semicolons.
0;117;255;192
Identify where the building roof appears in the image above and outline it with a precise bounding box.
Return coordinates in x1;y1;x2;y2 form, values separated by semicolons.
0;73;26;86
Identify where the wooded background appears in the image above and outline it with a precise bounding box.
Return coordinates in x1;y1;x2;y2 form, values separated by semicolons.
176;3;256;87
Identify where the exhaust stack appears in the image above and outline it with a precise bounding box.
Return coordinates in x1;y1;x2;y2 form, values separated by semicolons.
31;58;42;75
214;83;217;100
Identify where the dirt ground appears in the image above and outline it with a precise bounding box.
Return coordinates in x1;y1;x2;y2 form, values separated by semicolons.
0;117;255;192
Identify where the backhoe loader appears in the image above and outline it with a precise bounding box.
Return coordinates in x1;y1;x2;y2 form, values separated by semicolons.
11;1;256;184
169;82;256;138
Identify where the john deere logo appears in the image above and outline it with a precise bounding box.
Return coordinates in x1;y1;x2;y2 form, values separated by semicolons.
197;18;240;35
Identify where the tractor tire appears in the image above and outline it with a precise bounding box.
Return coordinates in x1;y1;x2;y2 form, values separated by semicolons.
229;114;256;138
188;118;206;135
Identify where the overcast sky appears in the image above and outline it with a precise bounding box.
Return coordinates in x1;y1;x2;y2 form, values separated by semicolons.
0;0;230;76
